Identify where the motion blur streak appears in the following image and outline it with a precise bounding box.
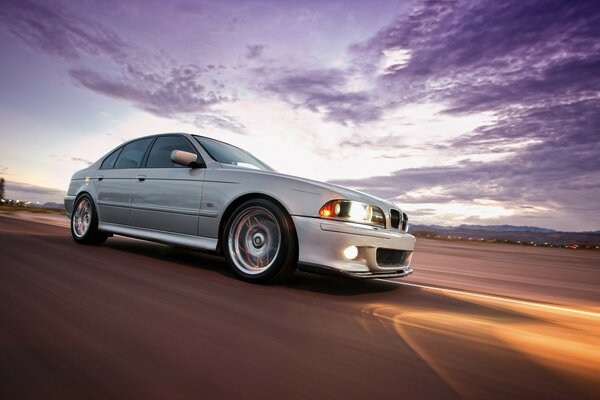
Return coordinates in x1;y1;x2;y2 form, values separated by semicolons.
1;214;599;399
362;293;600;398
378;280;600;318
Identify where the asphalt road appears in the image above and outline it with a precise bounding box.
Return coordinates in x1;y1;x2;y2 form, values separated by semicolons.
1;215;599;399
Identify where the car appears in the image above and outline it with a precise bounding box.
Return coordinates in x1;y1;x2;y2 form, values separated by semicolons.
65;133;415;283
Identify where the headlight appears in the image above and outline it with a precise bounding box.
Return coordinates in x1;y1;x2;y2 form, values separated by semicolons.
319;200;386;228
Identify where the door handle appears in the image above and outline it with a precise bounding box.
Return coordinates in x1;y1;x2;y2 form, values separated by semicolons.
97;175;104;181
137;175;146;182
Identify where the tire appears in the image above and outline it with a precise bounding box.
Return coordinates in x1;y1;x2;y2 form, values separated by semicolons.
70;194;108;245
223;199;297;283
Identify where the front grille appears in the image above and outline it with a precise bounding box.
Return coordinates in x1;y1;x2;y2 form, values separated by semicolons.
376;248;409;267
390;209;400;229
402;212;409;232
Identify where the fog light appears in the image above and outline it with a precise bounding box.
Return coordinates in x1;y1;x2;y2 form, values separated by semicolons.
343;245;359;260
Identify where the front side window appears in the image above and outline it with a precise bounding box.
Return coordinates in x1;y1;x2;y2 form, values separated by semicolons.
100;147;122;170
114;138;153;169
193;136;273;171
146;136;198;168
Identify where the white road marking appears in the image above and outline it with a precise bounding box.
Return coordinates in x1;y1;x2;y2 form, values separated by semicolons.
378;279;600;319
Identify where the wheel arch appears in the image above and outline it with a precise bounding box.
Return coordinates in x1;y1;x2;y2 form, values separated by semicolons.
72;191;102;220
216;193;298;257
74;190;97;207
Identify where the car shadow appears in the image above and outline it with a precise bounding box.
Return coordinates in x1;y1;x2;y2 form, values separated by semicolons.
284;271;399;296
103;237;231;273
100;236;399;296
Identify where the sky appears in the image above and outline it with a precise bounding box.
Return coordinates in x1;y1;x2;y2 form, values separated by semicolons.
0;0;598;231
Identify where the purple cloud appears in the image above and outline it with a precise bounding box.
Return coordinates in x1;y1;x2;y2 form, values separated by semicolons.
246;44;265;59
1;0;236;129
0;0;129;63
69;64;229;116
258;0;600;132
354;0;600;114
260;68;382;124
327;0;600;228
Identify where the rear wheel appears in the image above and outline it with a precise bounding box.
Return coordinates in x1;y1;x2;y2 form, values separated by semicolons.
224;199;297;283
71;194;108;245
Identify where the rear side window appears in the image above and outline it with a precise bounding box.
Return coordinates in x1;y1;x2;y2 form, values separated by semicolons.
114;138;153;169
146;136;198;168
100;147;122;170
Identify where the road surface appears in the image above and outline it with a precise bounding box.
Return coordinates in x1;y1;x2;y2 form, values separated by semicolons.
1;215;599;399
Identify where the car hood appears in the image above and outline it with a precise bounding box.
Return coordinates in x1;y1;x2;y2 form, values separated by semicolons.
222;165;402;212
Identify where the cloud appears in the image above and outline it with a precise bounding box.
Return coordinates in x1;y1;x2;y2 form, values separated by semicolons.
246;44;265;59
3;180;66;203
70;157;93;165
191;112;247;135
69;64;229;118
0;0;129;63
352;0;600;112
332;146;599;205
1;0;238;131
259;67;382;124
329;100;600;225
320;0;600;228
255;0;600;129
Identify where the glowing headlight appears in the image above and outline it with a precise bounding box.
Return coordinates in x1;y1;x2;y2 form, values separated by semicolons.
319;200;386;228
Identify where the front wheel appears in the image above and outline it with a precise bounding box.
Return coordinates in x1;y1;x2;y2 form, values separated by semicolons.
71;194;108;245
224;199;297;283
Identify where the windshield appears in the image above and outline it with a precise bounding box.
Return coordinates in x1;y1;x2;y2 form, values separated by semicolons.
193;136;273;171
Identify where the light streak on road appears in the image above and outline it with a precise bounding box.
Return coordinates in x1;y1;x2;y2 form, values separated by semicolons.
379;279;600;318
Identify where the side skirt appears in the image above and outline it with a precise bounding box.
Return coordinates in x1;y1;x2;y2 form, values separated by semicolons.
98;222;218;251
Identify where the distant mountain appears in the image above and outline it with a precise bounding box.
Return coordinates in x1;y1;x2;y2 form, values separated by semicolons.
456;224;556;233
410;224;600;247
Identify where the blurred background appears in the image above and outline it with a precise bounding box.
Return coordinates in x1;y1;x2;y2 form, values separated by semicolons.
0;0;598;232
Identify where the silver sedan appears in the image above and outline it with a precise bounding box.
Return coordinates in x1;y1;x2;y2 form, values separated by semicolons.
65;133;415;283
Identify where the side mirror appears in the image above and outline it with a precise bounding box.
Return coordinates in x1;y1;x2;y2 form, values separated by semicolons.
171;150;202;168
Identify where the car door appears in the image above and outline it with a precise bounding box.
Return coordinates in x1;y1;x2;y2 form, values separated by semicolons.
95;137;154;225
129;135;205;236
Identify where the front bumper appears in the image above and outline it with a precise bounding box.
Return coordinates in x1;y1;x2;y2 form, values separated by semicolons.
298;262;413;279
64;196;75;218
292;215;416;279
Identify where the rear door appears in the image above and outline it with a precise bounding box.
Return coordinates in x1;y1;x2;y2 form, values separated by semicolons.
95;137;154;225
129;135;205;235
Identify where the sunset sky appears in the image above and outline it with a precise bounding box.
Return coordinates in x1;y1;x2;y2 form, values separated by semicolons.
0;0;598;231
